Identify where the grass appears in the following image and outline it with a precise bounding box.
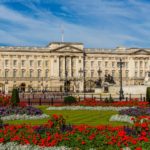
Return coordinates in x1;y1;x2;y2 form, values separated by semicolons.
4;105;130;126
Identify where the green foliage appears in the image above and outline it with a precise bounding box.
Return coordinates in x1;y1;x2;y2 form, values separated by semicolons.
64;96;77;105
11;88;20;106
146;87;150;103
104;96;114;103
0;116;3;125
104;98;109;103
109;96;114;103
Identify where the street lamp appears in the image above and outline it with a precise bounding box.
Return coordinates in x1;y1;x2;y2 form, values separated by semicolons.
97;67;102;88
64;70;69;95
117;58;125;101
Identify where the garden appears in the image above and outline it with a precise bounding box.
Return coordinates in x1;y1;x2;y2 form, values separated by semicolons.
0;88;150;149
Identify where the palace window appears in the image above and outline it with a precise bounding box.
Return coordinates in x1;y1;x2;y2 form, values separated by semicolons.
126;70;129;78
91;71;94;77
13;60;17;67
135;62;138;68
105;70;108;75
98;61;101;66
5;69;8;77
112;62;115;68
38;60;41;67
45;61;48;67
140;71;143;77
140;61;143;67
37;69;41;78
5;60;9;67
30;60;33;67
126;62;128;68
13;69;17;78
145;62;148;68
91;61;94;67
21;60;25;67
45;69;49;78
135;71;138;77
30;69;33;78
105;62;108;67
112;70;115;77
21;69;25;78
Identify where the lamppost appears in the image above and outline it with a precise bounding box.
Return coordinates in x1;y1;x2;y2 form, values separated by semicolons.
97;67;102;88
79;67;86;98
64;70;68;95
117;58;125;101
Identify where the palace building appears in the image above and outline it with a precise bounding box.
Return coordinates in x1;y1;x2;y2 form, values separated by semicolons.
0;42;150;93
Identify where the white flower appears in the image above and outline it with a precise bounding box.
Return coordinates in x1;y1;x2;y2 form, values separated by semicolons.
0;142;71;150
1;114;49;121
109;114;134;124
46;106;135;111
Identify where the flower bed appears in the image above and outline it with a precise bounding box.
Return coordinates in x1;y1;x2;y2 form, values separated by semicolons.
0;94;11;106
119;107;150;117
0;142;71;150
0;106;43;116
0;114;149;150
77;98;149;107
46;106;134;111
109;114;134;124
1;114;49;121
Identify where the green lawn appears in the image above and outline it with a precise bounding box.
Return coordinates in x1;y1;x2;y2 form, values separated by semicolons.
4;106;130;126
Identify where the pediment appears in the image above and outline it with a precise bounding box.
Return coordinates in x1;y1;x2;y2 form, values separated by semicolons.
50;45;83;53
131;49;150;55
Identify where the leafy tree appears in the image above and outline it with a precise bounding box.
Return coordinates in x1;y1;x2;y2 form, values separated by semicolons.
11;88;20;106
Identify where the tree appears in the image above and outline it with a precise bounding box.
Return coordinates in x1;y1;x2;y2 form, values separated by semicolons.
146;87;150;104
11;88;20;106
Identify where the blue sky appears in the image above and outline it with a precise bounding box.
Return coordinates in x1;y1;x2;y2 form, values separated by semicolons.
0;0;150;48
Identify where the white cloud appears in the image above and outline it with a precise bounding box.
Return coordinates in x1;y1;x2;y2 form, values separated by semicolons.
0;1;150;48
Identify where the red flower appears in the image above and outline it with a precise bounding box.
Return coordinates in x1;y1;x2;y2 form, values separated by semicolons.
52;114;59;120
81;141;86;145
0;138;4;143
118;130;126;137
135;147;142;150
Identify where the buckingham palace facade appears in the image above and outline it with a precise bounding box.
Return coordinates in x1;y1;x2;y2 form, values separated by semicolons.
0;42;150;93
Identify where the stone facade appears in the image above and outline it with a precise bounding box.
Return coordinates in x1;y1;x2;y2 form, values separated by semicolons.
0;42;150;93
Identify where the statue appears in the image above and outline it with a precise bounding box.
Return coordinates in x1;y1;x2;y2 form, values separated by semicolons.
95;78;102;88
104;74;115;84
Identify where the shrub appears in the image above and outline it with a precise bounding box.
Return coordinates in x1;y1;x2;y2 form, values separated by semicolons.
104;98;109;103
0;116;3;128
146;87;150;103
109;96;114;103
11;88;20;106
64;96;77;105
0;106;43;116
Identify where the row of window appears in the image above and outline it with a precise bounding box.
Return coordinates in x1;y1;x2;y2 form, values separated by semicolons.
4;60;49;67
4;60;149;69
3;69;146;78
4;69;49;78
135;61;148;68
86;61;129;68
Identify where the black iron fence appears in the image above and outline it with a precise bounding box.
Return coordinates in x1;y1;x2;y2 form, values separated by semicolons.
19;92;147;106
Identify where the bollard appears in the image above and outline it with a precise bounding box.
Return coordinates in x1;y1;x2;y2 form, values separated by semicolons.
28;98;30;106
51;98;54;105
129;94;131;100
79;96;80;102
39;98;41;105
143;97;146;102
140;94;142;101
100;94;101;101
92;94;93;100
126;97;128;102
